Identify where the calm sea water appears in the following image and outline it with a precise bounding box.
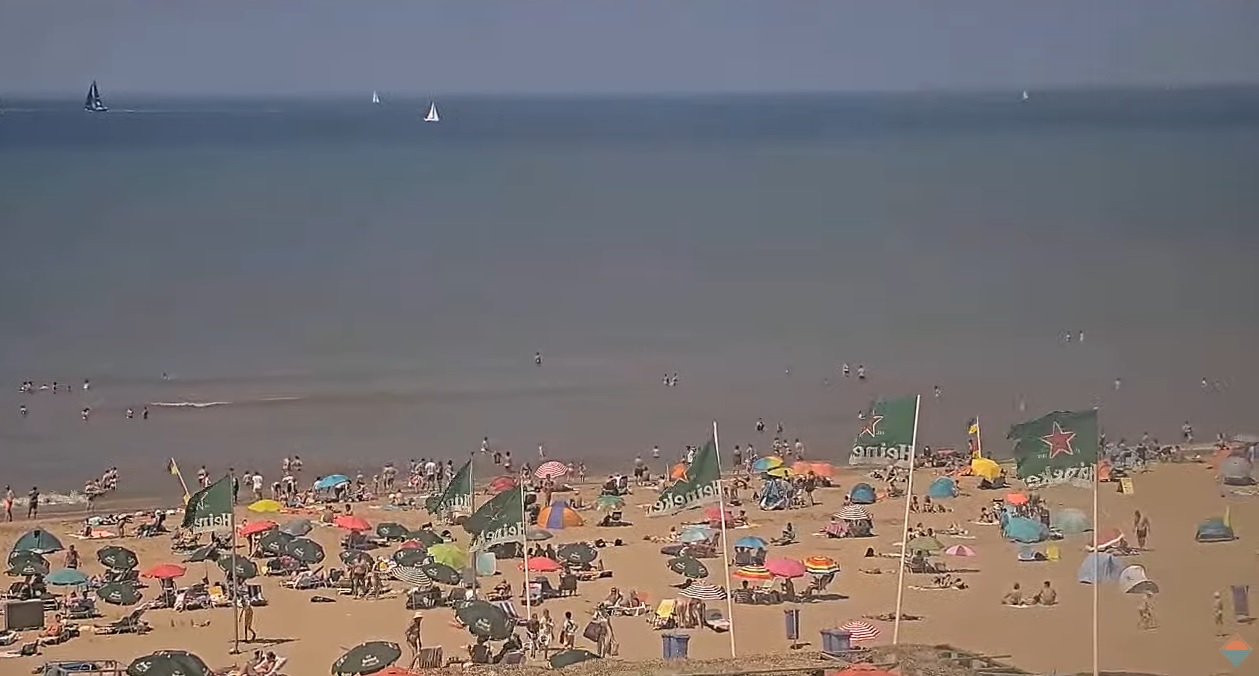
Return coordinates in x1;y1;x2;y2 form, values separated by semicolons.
2;90;1258;493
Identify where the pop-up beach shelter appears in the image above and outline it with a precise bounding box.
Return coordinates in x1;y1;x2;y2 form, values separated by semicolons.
848;483;876;505
1077;552;1121;584
1220;456;1255;486
537;500;584;530
1003;516;1048;544
927;477;957;499
1119;564;1159;594
1195;517;1237;542
1050;508;1091;535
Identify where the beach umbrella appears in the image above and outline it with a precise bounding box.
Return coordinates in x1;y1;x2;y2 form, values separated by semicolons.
1093;527;1125;550
537;500;585;530
703;505;736;524
765;467;794;479
535;460;569;480
257;530;294;556
332;641;402;675
679;581;728;601
523;556;561;573
127;650;212;676
556;542;597;565
279;518;313;537
283;537;325;565
183;544;219;564
836;505;873;521
217;554;259;580
237;520;277;538
390;566;433;589
427;543;467;569
418;562;462;586
405;530;444;548
247;499;283;514
341;550;374;566
666;556;709;579
765;557;807;579
142;563;187;580
970;457;1001;481
488;476;516;493
734;536;768;550
46;568;89;586
376;522;409;541
594;494;625;513
456;601;513;640
549;649;601;669
96;581;142;606
804;555;840;575
751;456;784;473
96;545;139;571
680;526;713;543
1004;492;1029;506
315;474;350;491
733;565;773;581
670;463;689;480
525;527;553;542
392;548;429;567
837;620;880;643
906;535;943;554
944;544;977;557
1051;508;1092;535
6;551;49;577
334;515;372;532
12;529;63;554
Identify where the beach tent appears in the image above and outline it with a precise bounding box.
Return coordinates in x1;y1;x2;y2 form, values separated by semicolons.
1119;564;1159;594
537;501;584;530
1016;546;1045;562
927;477;957;499
12;529;63;554
1077;552;1121;583
1050;508;1091;535
1195;517;1237;542
314;475;350;491
1220;456;1255;486
1003;517;1049;544
848;483;877;505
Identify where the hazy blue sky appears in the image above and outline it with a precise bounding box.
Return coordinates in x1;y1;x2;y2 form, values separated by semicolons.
3;1;1259;95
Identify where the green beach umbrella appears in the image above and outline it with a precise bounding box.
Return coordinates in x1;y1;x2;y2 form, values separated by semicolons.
405;529;443;548
907;535;944;554
126;650;212;676
340;549;373;566
594;494;625;513
182;544;219;564
217;554;259;580
418;561;461;585
96;581;142;606
46;568;89;586
525;526;553;542
391;548;429;567
283;537;325;565
557;542;597;565
456;600;513;640
257;530;293;557
376;522;409;541
279;518;313;537
5;551;49;577
96;545;139;571
332;641;402;675
667;556;709;579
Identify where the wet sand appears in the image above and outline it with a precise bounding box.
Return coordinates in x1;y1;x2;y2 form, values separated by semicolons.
2;462;1255;676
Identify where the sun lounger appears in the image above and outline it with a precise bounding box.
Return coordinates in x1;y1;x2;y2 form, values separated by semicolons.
100;608;149;635
650;599;677;629
612;593;651;616
415;646;443;669
493;600;528;625
558;574;578;596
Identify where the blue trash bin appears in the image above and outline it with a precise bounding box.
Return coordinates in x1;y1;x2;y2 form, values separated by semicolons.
662;633;691;660
820;629;853;656
783;608;800;641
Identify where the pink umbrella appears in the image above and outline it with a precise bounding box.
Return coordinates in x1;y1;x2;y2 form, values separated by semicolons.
764;557;807;579
944;544;977;557
703;505;736;523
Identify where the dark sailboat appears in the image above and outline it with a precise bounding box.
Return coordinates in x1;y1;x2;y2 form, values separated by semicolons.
84;80;108;112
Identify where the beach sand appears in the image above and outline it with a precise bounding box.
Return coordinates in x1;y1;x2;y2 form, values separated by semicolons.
2;462;1255;676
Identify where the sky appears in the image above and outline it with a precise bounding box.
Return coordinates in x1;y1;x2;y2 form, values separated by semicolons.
3;1;1259;95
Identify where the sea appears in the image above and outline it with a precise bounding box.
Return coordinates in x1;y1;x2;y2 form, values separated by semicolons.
2;88;1258;497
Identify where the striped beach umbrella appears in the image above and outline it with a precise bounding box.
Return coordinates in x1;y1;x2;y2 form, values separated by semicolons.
391;566;434;589
733;564;773;581
804;555;840;576
836;505;873;521
944;544;977;557
680;582;728;601
534;461;568;480
838;620;880;642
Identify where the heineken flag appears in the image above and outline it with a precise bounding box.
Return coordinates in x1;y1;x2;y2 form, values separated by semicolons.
180;475;233;533
1007;409;1099;487
848;395;919;466
426;459;473;516
646;436;721;517
464;486;525;550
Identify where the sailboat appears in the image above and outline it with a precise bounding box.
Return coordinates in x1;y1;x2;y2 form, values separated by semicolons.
372;90;381;105
84;80;108;112
423;102;440;123
1021;90;1030;102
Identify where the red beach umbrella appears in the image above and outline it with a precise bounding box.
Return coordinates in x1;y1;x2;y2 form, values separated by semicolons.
398;540;426;550
238;520;278;538
522;557;561;573
334;515;372;532
142;563;187;580
488;476;517;493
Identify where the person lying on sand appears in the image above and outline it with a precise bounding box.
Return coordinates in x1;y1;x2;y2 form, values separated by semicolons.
941;523;969;536
930;574;967;590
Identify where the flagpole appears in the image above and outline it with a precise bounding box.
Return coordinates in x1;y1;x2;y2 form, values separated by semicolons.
892;395;921;644
1092;452;1100;676
521;484;531;621
229;473;241;655
170;458;191;500
975;416;984;457
712;420;737;658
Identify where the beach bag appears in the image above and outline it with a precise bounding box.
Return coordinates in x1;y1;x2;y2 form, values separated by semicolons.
582;620;606;644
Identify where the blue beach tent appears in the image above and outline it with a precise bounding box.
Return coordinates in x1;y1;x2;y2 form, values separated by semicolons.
1078;552;1121;583
1195;517;1237;542
848;483;877;505
1003;517;1049;544
927;477;957;499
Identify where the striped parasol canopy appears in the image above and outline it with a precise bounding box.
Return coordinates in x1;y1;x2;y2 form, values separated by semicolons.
535;461;569;480
838;620;880;642
944;544;977;557
733;564;773;581
391;566;434;589
804;555;840;575
836;505;873;521
679;582;728;601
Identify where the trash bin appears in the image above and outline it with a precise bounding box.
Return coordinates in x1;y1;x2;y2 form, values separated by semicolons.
820;629;852;656
662;632;691;660
783;608;800;641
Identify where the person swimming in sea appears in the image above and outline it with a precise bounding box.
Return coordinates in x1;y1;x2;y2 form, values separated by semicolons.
535;352;542;366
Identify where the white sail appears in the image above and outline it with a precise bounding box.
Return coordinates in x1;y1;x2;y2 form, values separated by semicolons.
372;90;380;105
1021;90;1030;101
84;80;108;113
424;102;440;122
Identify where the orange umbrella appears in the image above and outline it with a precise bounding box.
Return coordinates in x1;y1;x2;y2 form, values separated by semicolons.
794;461;837;478
334;515;372;531
522;557;561;573
1004;492;1029;506
143;563;187;580
670;463;689;480
238;520;278;538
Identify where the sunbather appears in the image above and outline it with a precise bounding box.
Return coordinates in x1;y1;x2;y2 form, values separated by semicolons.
1001;583;1026;606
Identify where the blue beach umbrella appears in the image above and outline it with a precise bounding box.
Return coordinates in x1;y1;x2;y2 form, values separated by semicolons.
680;526;714;543
734;536;768;550
314;475;350;491
46;568;89;586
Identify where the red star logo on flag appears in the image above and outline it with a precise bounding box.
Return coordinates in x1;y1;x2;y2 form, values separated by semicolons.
1041;422;1077;458
859;412;884;438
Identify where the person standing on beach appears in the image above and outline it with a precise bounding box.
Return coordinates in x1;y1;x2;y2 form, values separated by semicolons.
197;466;208;487
1214;591;1226;634
1133;511;1150;549
1182;421;1194;444
405;612;424;668
239;599;257;642
857;365;866;381
842;363;850;378
3;486;13;522
756;418;765;434
27;486;39;519
19;404;26;417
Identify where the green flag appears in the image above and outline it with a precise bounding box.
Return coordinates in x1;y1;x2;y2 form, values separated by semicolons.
848;395;919;466
180;475;233;533
464;486;525;549
646;436;721;517
426;459;473;516
1007;409;1099;488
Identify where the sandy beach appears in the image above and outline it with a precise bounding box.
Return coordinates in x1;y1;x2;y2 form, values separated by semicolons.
2;460;1255;676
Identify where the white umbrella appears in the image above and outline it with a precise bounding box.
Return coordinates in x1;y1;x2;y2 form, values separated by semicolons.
836;505;872;521
391;566;433;589
535;461;568;480
679;582;728;601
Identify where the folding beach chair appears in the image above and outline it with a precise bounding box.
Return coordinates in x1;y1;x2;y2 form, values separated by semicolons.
1232;585;1252;622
